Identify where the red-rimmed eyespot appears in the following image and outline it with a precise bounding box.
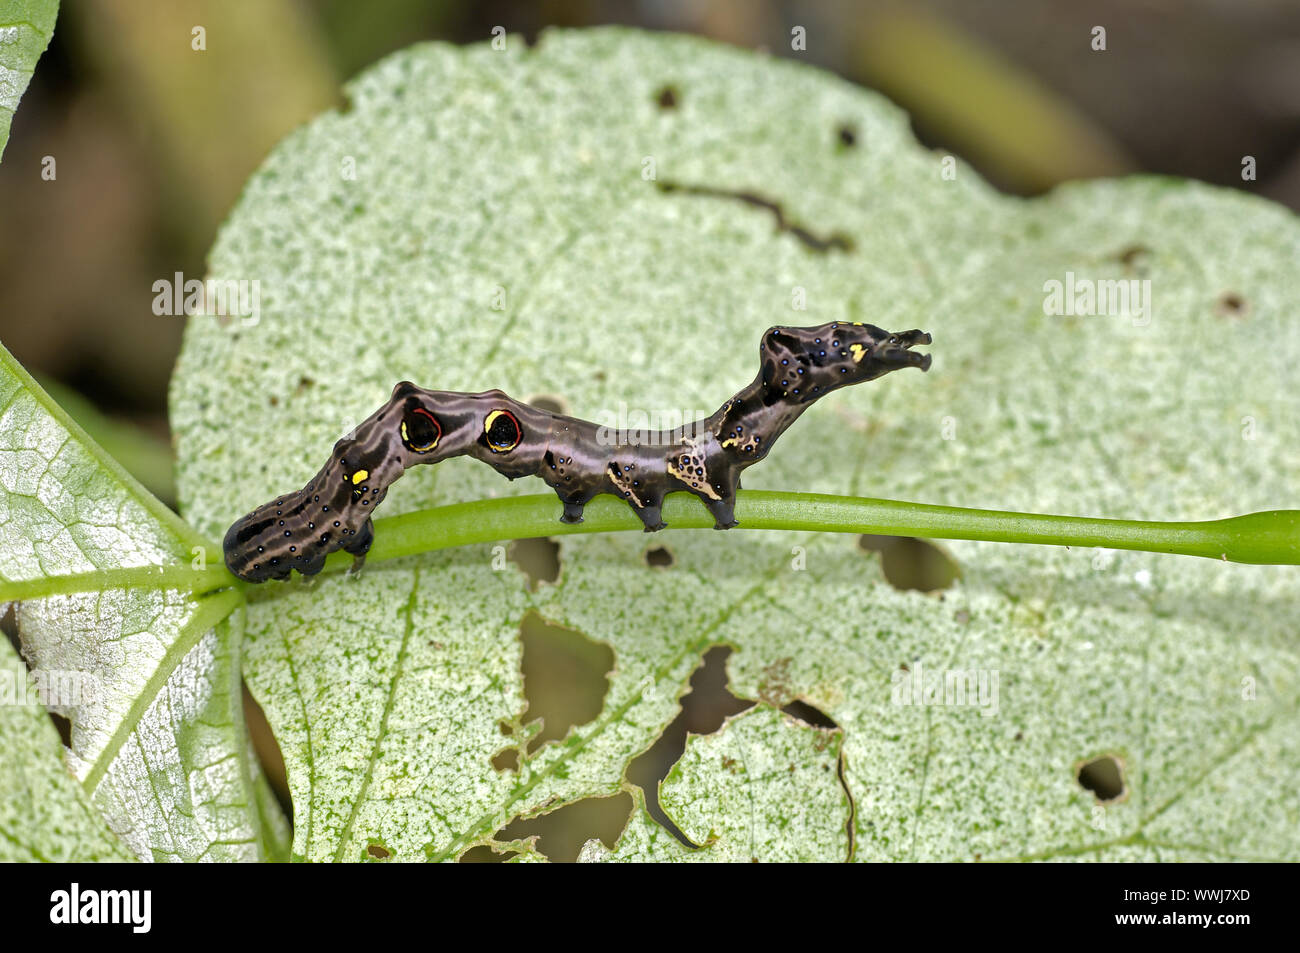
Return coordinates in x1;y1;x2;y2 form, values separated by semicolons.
400;406;442;453
484;409;522;453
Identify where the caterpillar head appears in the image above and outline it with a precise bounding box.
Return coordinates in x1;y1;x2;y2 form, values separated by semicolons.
760;322;931;400
851;324;932;376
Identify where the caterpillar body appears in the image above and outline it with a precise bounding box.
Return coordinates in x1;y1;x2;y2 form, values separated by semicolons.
223;322;932;582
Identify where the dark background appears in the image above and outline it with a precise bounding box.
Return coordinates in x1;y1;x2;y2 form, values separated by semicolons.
3;0;1297;860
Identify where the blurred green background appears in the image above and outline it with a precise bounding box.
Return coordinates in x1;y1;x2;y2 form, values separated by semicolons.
3;0;1297;860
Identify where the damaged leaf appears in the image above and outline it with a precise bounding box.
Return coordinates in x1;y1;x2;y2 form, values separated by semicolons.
167;28;1300;862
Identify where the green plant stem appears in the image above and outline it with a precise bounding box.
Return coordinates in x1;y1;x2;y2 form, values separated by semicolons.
311;490;1300;578
8;490;1296;604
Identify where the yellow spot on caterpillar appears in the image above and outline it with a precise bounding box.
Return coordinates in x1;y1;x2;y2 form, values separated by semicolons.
352;470;369;485
849;343;867;363
720;433;759;452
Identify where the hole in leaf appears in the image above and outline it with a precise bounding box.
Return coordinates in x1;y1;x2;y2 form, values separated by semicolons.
884;538;960;592
508;537;560;590
491;747;519;773
782;699;838;729
243;682;292;820
1216;291;1249;319
644;545;674;568
626;646;754;847
656;85;679;109
857;535;960;592
366;843;390;860
1077;753;1127;802
492;792;634;863
527;393;567;415
47;711;72;747
459;845;515;863
856;534;895;553
519;611;614;754
837;123;857;147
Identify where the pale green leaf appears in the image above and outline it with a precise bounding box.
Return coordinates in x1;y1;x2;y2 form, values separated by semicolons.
0;343;279;860
171;28;1300;862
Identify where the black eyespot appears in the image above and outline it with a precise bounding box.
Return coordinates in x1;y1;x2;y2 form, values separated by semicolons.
484;409;523;453
401;403;442;453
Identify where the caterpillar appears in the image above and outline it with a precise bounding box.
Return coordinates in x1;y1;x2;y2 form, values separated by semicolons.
223;322;931;582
